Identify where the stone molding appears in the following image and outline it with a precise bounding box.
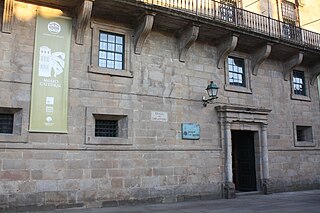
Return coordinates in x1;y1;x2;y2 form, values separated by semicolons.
283;52;304;81
2;0;14;33
178;24;199;62
134;12;156;54
76;0;94;45
251;43;272;76
216;105;272;196
216;34;238;69
215;105;272;124
310;62;320;85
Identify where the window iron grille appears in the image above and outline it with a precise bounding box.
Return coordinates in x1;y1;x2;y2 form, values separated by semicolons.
0;113;14;134
95;119;118;137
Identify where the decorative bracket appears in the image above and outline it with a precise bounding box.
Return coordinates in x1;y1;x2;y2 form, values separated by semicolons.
310;62;320;85
251;43;272;75
76;0;94;45
217;34;239;69
178;24;199;62
283;52;304;81
134;12;156;54
2;0;14;33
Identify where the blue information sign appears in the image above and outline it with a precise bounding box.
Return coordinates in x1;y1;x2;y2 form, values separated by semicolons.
181;123;200;140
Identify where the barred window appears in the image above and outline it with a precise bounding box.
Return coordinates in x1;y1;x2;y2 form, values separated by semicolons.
0;113;14;134
293;71;306;96
228;57;246;87
99;32;124;70
95;119;118;137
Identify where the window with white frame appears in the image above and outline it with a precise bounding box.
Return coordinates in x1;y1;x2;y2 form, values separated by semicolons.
98;32;124;70
291;70;311;101
224;54;252;94
90;22;133;78
228;56;246;87
293;70;306;96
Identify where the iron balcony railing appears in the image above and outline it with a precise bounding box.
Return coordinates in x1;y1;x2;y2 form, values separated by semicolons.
137;0;320;50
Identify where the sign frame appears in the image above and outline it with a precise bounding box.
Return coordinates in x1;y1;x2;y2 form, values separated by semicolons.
181;123;200;140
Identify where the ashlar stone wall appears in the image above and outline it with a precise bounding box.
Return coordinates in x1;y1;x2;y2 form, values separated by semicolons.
0;1;319;211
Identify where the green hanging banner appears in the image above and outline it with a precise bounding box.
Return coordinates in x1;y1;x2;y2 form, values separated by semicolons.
29;14;72;133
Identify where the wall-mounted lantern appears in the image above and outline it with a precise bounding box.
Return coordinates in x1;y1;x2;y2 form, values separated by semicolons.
202;81;219;107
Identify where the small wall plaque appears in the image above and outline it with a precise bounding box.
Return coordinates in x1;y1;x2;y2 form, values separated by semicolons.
181;123;200;140
151;111;168;122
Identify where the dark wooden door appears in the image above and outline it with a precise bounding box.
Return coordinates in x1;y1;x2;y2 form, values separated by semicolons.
232;131;257;192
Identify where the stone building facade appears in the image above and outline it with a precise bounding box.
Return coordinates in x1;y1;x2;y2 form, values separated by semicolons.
0;0;320;211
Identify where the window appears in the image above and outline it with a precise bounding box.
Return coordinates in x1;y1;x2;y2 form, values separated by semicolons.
294;124;315;147
0;107;26;143
95;119;118;137
296;126;312;142
85;107;132;145
0;113;14;134
291;69;311;101
90;22;133;78
224;53;252;94
293;71;306;95
98;32;124;70
228;56;245;87
219;0;237;22
281;0;301;40
282;0;297;23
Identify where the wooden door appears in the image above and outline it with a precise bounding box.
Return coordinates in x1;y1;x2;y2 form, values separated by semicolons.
232;130;257;192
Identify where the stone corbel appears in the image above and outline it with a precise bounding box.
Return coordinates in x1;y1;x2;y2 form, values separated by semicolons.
134;12;156;54
216;34;239;69
75;0;94;45
283;52;304;81
310;62;320;85
178;24;199;62
2;0;14;33
251;43;272;76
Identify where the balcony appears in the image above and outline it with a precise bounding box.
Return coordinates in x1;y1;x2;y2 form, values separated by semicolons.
136;0;320;51
3;0;320;69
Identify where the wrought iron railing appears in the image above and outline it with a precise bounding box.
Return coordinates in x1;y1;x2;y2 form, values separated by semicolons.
137;0;320;50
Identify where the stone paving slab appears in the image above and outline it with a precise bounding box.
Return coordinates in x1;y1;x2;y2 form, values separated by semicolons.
29;190;320;213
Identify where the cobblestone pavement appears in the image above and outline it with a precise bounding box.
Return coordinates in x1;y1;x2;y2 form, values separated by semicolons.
30;190;320;213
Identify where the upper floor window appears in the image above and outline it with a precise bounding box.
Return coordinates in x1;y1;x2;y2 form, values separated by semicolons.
228;56;245;87
282;0;297;23
99;32;124;70
219;0;237;22
90;22;133;78
293;70;306;96
281;1;300;40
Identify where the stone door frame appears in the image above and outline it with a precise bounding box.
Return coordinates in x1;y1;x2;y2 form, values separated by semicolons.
215;105;272;198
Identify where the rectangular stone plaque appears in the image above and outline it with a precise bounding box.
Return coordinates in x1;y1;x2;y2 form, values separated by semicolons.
181;123;200;140
151;111;168;122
